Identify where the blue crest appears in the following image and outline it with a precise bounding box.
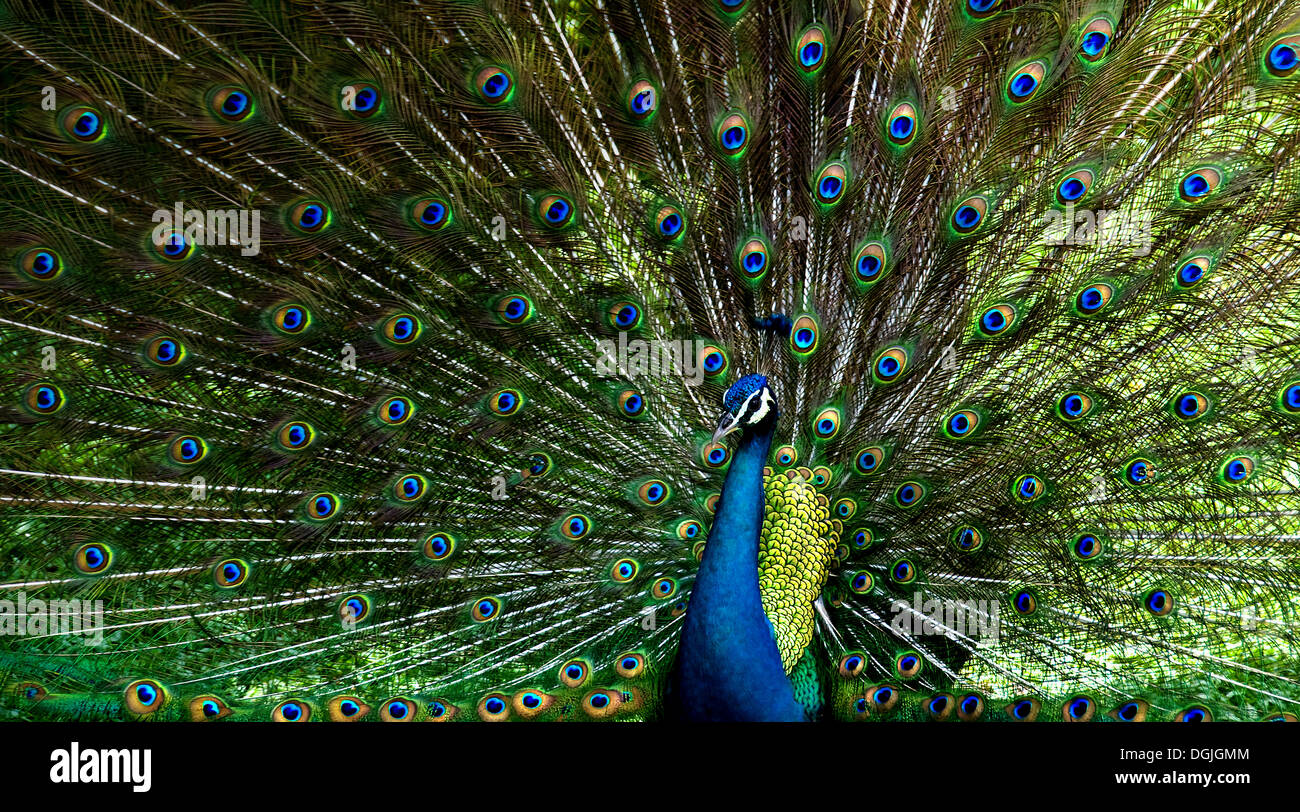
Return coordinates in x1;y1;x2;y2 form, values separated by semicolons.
724;374;767;415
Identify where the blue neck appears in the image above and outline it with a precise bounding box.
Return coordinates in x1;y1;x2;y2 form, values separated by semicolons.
673;425;806;721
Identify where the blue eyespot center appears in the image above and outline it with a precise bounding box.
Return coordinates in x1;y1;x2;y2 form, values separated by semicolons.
800;42;823;66
722;126;746;150
1183;173;1209;197
1082;31;1109;55
1060;178;1086;200
1270;44;1298;71
954;205;981;228
1010;73;1038;98
890;116;914;139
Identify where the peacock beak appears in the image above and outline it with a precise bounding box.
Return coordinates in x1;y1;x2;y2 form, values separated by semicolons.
712;410;743;444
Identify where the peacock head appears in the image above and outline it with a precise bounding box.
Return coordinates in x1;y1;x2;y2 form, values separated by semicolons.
713;374;778;442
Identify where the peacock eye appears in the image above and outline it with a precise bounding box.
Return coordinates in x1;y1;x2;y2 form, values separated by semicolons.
526;452;552;477
812;406;840;440
271;304;311;335
1057;168;1094;204
654;204;686;240
886;103;917;146
1006;698;1041;721
559;659;590;688
834;498;856;519
1144;588;1175;616
1013;474;1045;502
964;0;1000;19
1267;37;1300;77
342;81;381;116
874;346;909;382
893;482;926;509
790;315;820;356
1177;256;1211;288
288;200;331;233
810;466;832;487
210;86;254;122
1075;282;1113;315
307;492;340;521
485;296;533;330
381;698;417;722
813;162;848;207
1063;696;1097;722
978;304;1017;336
1006;61;1046;102
411;197;451;231
422;532;456;561
1220;455;1256;483
618;390;646;418
794;25;828;73
276;421;316;451
339;594;371;624
736;237;770;280
838;652;866;677
615;653;646;678
475;66;514;103
890;558;917;584
650;577;678;599
190;695;232;721
74;543;112;575
699;345;728;376
1056;391;1094;421
145;336;185;366
513;690;555;717
957;694;985;721
168;435;208;465
676;519;702;540
637;479;669;506
610;558;640;583
848;571;873;594
950;195;988;234
1179;167;1222;201
538;193;576;228
702;442;730;469
153;228;195;261
213;558;249;588
851;528;873;549
378;396;414;425
895;652;922;678
943;409;981;439
1175;706;1212;722
1079;18;1114;62
851;240;888;285
478;693;511;722
18;247;64;281
716;112;750;157
870;685;900;712
607;301;642;331
1071;532;1104;561
560;513;591;540
1172;391;1209;420
328;695;371;722
774;445;798;467
60;104;106;142
952;526;983;552
927;694;954;720
272;700;310;722
394;473;429;502
1124;457;1155;486
1011;589;1038;616
490;388;523;416
1111;700;1149;722
627;79;657;120
1280;382;1300;414
125;680;167;715
24;383;65;415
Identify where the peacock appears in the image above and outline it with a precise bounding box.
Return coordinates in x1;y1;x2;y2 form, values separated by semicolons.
2;0;1299;725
